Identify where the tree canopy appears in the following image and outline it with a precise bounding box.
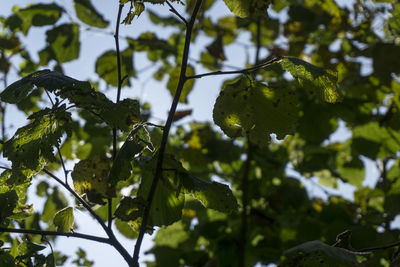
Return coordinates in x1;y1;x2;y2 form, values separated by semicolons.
1;0;400;266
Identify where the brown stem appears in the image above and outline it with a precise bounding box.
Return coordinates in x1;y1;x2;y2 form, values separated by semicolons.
132;0;203;265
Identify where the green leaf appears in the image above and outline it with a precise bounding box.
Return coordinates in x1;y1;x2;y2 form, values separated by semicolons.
223;0;270;18
71;156;114;203
138;167;185;229
164;154;238;213
17;241;46;256
213;76;298;145
122;2;145;24
3;107;72;172
0;69;50;104
95;48;135;87
114;196;147;222
46;23;80;63
108;125;153;185
280;57;342;103
53;207;74;233
0;191;18;224
73;0;109;28
282;240;361;266
167;65;195;103
11;4;63;35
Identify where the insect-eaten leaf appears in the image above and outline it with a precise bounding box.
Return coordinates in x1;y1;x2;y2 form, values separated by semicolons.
122;2;145;24
0;191;18;225
74;0;109;28
280;57;342;103
1;70;141;132
3;107;72;172
213;76;298;146
53;206;74;233
72;156;115;204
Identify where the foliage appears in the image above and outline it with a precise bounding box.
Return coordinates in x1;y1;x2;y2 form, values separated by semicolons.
0;0;400;266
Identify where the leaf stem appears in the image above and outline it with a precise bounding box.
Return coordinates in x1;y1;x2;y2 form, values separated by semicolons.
132;0;203;264
0;227;110;244
186;56;283;80
166;1;187;25
42;169;134;266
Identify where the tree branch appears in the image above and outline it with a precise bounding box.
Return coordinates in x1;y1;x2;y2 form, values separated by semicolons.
186;56;283;80
42;169;134;266
166;1;187;25
110;3;125;231
0;227;110;244
132;0;203;265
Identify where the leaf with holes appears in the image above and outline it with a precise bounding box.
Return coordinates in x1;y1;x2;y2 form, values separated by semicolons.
280;57;342;103
3;107;72;172
213;76;298;146
71;156;114;204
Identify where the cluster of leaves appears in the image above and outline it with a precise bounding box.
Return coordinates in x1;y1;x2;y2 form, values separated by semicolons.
0;0;400;266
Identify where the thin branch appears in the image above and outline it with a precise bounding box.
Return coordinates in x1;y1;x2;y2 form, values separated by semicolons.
1;77;6;142
114;4;124;104
166;1;187;25
42;169;134;266
56;145;69;184
356;240;400;253
186;56;283;80
110;3;125;230
0;166;11;170
132;0;203;265
0;227;110;244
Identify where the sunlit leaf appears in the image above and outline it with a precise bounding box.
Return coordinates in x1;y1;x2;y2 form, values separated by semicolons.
74;0;109;28
46;24;80;63
72;156;114;203
95;48;135;87
53;206;74;233
166;65;195;103
223;0;270;18
17;241;46;256
280;57;342;103
213;76;298;145
3;107;72;172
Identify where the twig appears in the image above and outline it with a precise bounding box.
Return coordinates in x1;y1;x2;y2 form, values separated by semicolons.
0;227;110;244
1;67;6;142
166;1;187;25
0;165;11;170
41;169;133;266
357;240;400;253
132;0;204;265
56;144;69;184
186;56;283;80
110;3;125;231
